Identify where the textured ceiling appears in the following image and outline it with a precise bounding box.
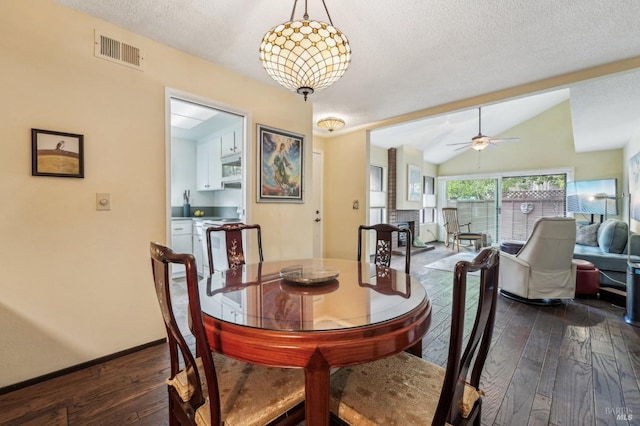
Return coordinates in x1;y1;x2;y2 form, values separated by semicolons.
54;0;640;162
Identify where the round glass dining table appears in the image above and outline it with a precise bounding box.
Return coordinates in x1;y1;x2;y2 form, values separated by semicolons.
198;258;432;426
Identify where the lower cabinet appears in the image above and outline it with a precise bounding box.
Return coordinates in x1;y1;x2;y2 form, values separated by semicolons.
193;221;205;276
171;219;193;278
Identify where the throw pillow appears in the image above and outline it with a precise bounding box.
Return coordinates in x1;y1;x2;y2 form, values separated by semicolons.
598;219;628;253
576;222;600;246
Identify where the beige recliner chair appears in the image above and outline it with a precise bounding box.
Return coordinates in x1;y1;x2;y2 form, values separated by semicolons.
499;217;577;305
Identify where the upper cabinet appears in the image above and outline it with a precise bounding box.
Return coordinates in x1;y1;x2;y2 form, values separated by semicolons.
197;137;222;191
221;131;240;156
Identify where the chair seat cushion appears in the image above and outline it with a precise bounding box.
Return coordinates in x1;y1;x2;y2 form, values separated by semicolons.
167;354;305;426
330;351;482;425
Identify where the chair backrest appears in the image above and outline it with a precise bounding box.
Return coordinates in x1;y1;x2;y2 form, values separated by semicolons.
516;217;576;270
442;207;461;234
206;223;264;272
357;224;411;274
433;247;500;425
150;242;222;425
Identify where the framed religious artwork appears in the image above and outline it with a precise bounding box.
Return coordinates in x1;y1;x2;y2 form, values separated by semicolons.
258;124;304;203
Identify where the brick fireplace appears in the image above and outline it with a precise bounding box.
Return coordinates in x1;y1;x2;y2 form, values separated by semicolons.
387;148;421;250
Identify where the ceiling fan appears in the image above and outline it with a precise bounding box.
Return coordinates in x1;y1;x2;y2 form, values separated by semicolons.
448;107;520;151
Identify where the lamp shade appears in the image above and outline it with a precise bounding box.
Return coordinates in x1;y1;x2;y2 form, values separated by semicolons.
259;19;351;100
317;117;345;132
423;194;437;208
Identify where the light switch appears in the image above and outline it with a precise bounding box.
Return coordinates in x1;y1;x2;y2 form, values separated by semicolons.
353;200;359;210
96;193;111;211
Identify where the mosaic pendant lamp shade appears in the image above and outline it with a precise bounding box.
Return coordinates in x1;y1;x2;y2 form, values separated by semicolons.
259;0;351;100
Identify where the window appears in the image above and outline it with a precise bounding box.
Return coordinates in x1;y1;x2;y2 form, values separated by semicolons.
370;165;384;191
369;165;386;225
421;176;435;223
440;171;568;243
370;208;385;225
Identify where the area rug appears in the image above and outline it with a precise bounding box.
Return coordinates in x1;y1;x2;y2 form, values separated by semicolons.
424;252;480;275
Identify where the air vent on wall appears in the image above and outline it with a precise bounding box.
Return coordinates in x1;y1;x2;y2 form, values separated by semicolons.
94;30;144;71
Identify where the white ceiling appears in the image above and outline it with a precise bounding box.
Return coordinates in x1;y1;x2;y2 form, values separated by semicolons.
54;0;640;162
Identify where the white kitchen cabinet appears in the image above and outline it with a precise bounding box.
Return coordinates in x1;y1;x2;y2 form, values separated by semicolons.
220;131;240;156
192;220;205;276
196;137;222;191
171;219;193;277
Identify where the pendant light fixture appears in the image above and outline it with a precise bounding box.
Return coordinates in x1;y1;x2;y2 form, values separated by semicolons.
259;0;351;101
317;117;345;132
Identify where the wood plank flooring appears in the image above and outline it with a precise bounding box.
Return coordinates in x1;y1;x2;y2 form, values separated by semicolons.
1;243;639;425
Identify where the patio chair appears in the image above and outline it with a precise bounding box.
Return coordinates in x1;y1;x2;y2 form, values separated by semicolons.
442;207;482;252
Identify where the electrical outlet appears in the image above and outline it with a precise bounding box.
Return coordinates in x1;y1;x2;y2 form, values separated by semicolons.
96;193;111;211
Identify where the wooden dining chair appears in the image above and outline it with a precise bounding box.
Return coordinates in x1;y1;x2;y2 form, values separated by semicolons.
357;224;411;274
206;223;263;272
149;242;304;425
330;247;500;426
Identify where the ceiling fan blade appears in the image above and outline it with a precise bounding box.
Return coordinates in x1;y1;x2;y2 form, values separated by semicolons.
446;141;473;146
491;137;520;143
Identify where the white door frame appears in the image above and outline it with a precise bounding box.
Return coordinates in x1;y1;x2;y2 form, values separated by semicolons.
164;87;251;244
312;150;324;257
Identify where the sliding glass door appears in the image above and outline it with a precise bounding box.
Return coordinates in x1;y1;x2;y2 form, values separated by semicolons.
441;172;568;245
444;178;499;245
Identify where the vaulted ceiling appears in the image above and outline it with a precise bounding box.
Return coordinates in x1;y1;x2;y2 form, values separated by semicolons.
55;0;640;162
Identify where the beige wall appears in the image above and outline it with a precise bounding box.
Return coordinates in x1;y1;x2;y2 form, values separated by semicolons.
0;1;312;387
323;130;367;260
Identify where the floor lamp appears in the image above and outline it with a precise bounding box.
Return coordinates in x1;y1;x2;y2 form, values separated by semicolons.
626;192;640;327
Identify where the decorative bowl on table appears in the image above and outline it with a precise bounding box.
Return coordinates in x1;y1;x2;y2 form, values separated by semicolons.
279;264;339;286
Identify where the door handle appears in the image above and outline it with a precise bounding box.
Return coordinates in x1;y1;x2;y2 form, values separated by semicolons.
314;218;321;222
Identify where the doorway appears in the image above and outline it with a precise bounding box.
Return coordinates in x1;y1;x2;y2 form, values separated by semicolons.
166;89;248;273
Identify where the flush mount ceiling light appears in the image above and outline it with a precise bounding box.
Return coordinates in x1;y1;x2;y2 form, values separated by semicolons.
259;0;351;101
317;117;345;132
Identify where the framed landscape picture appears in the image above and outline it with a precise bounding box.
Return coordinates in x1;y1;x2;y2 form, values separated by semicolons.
31;128;84;178
258;124;304;203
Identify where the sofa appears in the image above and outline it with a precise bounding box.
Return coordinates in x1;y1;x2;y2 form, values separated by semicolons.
572;219;640;291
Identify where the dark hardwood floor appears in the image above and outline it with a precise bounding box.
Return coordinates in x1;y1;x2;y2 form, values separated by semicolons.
1;243;639;425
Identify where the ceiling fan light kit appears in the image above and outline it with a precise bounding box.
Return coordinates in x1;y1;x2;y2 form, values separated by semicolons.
448;107;521;152
317;117;345;132
259;0;351;101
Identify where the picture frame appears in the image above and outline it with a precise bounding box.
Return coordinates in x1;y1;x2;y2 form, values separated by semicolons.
258;124;304;203
31;128;84;178
407;164;421;201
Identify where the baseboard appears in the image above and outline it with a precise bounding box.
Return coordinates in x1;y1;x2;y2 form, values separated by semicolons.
599;286;626;307
0;338;166;396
